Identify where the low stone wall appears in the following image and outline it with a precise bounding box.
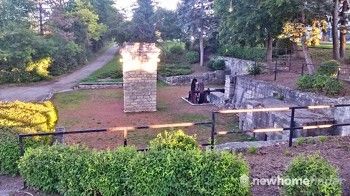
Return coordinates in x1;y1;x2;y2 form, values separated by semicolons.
233;76;350;136
159;70;225;86
77;82;123;89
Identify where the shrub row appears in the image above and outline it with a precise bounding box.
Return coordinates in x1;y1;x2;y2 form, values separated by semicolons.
19;138;250;195
0;101;57;175
158;64;193;77
219;45;266;61
159;41;199;65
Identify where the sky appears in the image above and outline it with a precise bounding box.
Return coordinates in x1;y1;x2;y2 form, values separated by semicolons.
115;0;181;18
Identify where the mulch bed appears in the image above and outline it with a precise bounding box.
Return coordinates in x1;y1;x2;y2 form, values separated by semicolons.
243;136;350;196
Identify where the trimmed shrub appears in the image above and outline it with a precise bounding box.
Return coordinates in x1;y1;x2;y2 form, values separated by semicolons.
317;60;340;76
0;128;19;175
19;138;251;195
297;75;315;90
159;41;186;64
149;130;199;151
158;64;192;77
248;63;263;76
185;51;200;64
130;149;250;196
283;154;342;196
208;59;226;71
18;145;82;193
95;147;140;196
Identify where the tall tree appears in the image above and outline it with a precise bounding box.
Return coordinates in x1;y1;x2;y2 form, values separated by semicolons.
339;0;349;59
178;0;216;67
333;0;340;60
130;0;156;42
154;8;182;41
0;0;34;28
215;0;293;70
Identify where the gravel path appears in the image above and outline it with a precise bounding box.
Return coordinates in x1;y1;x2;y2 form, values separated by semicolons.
0;45;118;102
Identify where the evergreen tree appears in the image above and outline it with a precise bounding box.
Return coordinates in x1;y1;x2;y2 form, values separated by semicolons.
130;0;156;42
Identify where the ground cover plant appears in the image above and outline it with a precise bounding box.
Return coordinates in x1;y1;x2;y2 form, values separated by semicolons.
19;131;250;195
0;101;58;175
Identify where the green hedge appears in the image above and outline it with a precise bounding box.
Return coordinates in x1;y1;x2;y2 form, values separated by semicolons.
158;64;193;77
19;145;250;195
0;101;57;175
219;45;266;61
283;154;342;196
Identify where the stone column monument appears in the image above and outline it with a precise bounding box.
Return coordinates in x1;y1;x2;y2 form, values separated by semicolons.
121;43;160;113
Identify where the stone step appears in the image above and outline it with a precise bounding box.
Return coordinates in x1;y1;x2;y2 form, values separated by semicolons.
239;98;335;141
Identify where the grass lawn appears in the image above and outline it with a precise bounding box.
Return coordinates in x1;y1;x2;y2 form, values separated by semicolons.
52;86;253;149
81;55;122;83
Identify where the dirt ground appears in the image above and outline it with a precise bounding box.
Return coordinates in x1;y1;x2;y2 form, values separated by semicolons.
244;136;350;196
52;86;248;150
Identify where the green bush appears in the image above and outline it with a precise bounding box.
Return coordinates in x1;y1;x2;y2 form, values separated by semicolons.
19;141;250;195
297;74;343;96
283;154;342;196
18;145;81;193
159;41;186;64
248;63;263;76
0;128;19;175
185;51;200;64
324;77;344;96
149;130;199;151
220;45;266;61
208;59;226;70
317;60;340;76
158;64;192;77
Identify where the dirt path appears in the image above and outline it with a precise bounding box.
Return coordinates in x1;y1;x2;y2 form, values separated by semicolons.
0;45;118;102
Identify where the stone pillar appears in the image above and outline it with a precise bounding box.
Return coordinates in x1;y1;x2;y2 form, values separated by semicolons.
121;43;160;113
224;75;235;100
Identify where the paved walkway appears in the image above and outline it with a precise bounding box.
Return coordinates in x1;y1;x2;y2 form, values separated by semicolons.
0;45;118;102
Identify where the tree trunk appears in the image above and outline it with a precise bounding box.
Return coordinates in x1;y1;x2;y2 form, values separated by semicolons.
199;32;204;66
339;0;348;59
266;34;273;73
301;8;315;74
301;36;315;74
333;0;340;60
199;0;205;66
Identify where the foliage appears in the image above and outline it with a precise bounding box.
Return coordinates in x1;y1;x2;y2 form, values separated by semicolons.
0;128;20;175
185;51;200;64
149;130;199;151
248;63;263;76
19;135;250;195
25;57;52;79
219;45;266;61
297;75;315;90
154;8;182;41
158;64;192;77
208;59;226;70
317;60;340;76
129;0;156;42
297;74;343;96
159;41;186;64
0;101;58;133
247;146;257;154
283;154;342;196
0;101;57;175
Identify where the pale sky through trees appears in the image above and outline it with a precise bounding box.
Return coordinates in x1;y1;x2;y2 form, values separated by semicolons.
115;0;180;18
